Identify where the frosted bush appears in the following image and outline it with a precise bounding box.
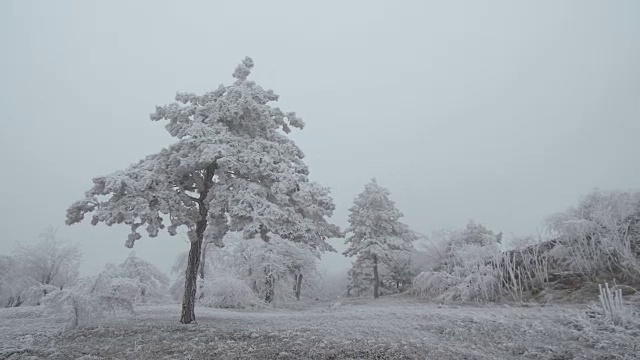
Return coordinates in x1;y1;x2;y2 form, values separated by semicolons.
547;190;640;281
39;275;137;329
222;235;319;304
100;253;170;304
441;244;501;302
19;284;60;306
94;277;140;302
457;267;501;302
412;224;506;303
414;269;501;303
0;255;34;307
412;271;456;297
41;288;134;329
200;276;264;309
172;233;321;306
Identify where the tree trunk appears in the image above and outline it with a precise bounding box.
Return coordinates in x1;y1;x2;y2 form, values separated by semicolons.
200;241;208;280
180;164;216;324
295;273;303;300
264;266;275;303
71;297;79;329
259;225;276;303
248;267;259;293
198;241;208;300
373;256;380;299
180;219;205;324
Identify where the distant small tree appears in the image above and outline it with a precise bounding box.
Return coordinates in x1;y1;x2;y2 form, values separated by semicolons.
171;232;320;304
220;235;319;303
446;220;502;252
14;227;81;291
263;236;318;301
343;178;417;298
385;252;415;292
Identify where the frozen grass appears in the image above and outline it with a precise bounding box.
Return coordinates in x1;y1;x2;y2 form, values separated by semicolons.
1;297;639;359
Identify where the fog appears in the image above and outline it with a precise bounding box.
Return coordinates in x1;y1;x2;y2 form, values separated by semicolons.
1;0;639;277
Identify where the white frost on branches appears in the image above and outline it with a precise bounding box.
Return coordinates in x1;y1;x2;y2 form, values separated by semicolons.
14;227;81;290
546;189;640;281
66;57;341;251
65;57;342;322
101;253;170;304
0;255;33;307
42;282;136;330
170;232;321;306
412;222;505;303
343;178;417;262
344;178;417;298
1;227;82;308
200;276;264;309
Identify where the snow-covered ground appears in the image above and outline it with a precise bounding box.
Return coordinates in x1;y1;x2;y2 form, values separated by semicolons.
1;297;638;359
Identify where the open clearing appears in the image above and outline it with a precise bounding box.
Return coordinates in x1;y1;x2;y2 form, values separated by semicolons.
1;298;638;360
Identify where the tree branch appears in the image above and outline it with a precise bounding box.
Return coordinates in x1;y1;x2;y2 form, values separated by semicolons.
185;194;199;202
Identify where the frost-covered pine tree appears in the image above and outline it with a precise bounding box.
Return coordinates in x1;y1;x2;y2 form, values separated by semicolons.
343;178;417;298
346;255;374;297
66;57;341;323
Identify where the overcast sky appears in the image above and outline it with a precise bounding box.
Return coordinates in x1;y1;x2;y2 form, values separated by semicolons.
1;0;639;277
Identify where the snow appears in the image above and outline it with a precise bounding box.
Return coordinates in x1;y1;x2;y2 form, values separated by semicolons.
2;298;638;359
